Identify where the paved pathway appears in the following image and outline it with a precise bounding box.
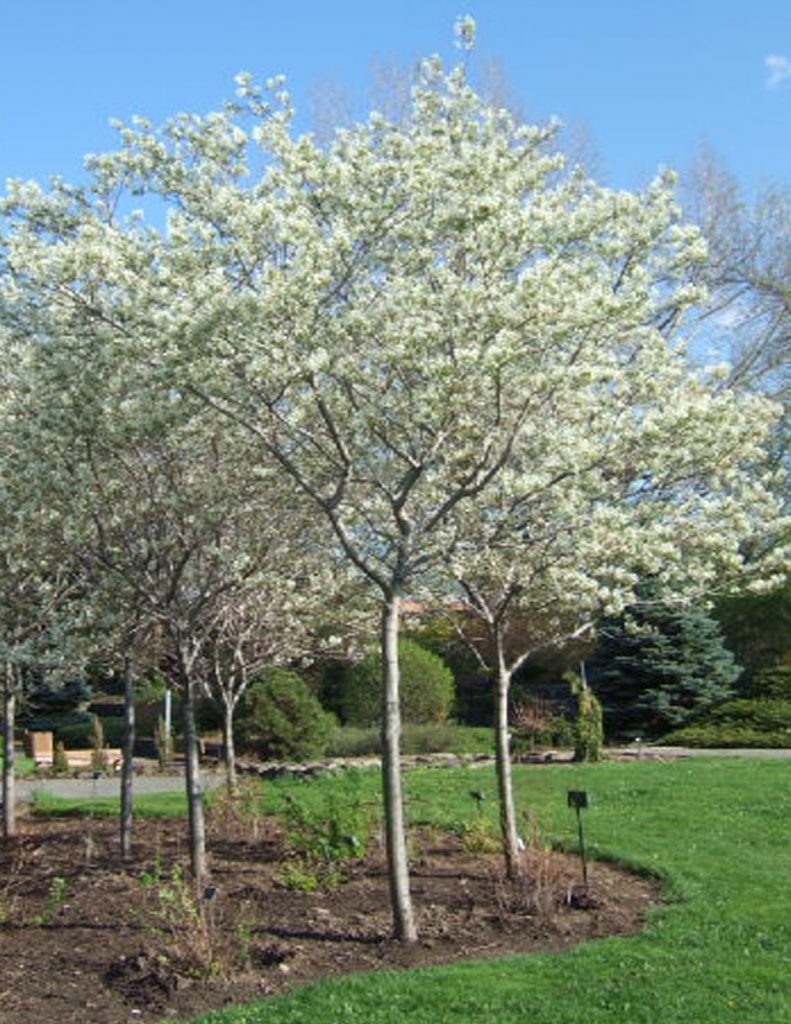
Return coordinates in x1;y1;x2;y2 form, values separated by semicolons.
626;745;791;759
14;770;227;804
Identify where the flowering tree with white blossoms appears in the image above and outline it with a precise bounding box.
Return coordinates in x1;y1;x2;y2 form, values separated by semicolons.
1;18;785;938
0;197;343;871
0;503;76;841
445;373;786;872
0;311;83;841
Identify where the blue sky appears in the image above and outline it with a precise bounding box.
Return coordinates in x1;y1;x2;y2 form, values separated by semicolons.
1;0;789;199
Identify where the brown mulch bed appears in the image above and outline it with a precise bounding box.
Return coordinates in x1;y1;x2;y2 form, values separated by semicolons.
0;810;660;1024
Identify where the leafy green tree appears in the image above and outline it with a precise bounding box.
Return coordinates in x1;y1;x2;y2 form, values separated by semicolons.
338;638;454;727
589;602;741;738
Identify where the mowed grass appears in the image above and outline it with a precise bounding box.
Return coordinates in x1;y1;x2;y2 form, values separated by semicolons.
15;755;36;777
31;788;196;817
31;758;791;1023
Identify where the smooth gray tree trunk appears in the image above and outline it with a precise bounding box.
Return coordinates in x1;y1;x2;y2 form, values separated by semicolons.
380;591;417;943
182;673;208;885
2;671;16;840
120;659;135;860
494;628;521;877
222;698;237;796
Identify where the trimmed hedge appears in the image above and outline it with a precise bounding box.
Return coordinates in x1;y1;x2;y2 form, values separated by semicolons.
338;638;454;726
662;698;791;748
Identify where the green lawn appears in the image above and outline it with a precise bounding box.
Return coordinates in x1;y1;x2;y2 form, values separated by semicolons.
15;755;36;777
30;758;791;1023
30;788;204;817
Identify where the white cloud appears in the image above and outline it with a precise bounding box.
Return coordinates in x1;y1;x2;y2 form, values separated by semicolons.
765;55;791;88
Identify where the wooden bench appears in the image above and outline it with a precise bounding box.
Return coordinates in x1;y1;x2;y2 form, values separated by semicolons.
28;731;121;769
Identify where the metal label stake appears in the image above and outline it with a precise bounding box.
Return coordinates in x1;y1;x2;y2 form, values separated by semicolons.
567;790;590;889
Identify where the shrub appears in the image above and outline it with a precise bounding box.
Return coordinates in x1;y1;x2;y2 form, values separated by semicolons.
338;638;454;726
279;771;372;863
400;722;491;755
663;698;791;748
324;725;380;758
52;741;69;774
97;716;125;745
743;665;791;701
511;697;574;752
573;685;603;762
237;669;336;762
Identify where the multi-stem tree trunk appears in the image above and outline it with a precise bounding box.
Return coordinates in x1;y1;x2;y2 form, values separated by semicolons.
380;590;417;943
494;625;521;877
222;696;237;797
119;659;135;860
182;669;208;886
2;667;16;840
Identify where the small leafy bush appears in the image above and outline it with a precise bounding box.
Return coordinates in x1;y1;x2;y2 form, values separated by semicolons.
275;770;372;888
324;725;380;758
96;716;125;745
399;722;492;755
52;741;69;775
663;698;791;747
30;876;68;926
138;863;219;976
511;698;574;752
237;669;336;762
338;638;454;726
460;818;500;854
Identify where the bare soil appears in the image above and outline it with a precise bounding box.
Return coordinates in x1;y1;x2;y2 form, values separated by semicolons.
0;808;660;1024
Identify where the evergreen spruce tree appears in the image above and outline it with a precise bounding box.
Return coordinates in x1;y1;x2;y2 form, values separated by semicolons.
589;602;742;738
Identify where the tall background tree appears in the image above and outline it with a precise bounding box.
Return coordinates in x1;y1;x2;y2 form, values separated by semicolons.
588;600;742;739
